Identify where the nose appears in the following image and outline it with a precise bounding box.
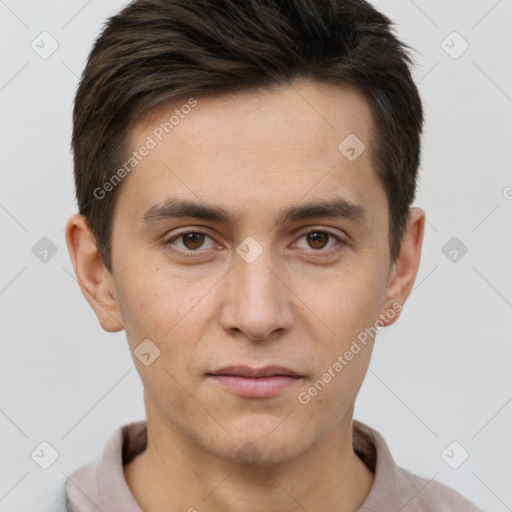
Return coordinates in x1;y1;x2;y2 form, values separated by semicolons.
218;243;294;342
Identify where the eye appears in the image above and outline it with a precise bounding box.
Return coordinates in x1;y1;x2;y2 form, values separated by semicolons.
293;230;344;252
165;231;217;253
163;228;345;260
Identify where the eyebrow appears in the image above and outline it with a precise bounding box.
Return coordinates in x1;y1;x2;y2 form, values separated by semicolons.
140;197;368;227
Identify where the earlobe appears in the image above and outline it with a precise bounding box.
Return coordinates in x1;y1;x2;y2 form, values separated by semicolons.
379;207;426;328
65;214;124;333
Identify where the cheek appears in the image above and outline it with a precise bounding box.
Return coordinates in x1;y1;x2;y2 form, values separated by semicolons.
142;365;212;438
306;265;386;341
115;266;207;342
295;344;373;437
114;269;213;402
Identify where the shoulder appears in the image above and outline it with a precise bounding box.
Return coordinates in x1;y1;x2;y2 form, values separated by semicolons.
65;459;102;512
64;421;146;512
352;420;484;512
394;465;485;511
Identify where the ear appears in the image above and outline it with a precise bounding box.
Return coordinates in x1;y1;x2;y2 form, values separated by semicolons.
379;207;425;327
65;214;124;332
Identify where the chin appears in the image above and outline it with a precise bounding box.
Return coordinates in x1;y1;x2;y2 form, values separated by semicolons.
212;419;311;466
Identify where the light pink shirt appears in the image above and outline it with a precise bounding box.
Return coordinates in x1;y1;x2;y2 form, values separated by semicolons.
65;419;484;511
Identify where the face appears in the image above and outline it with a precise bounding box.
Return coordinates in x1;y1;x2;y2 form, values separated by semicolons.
76;80;416;464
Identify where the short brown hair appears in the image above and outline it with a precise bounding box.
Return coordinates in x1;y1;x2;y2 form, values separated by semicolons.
72;0;424;272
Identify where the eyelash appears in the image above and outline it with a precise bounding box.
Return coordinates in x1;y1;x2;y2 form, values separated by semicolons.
163;229;346;259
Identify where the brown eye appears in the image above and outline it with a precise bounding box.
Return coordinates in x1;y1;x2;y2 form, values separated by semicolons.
294;230;344;254
166;231;216;253
306;231;329;249
181;232;205;250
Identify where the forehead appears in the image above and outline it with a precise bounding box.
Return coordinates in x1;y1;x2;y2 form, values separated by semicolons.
117;80;384;228
135;80;373;158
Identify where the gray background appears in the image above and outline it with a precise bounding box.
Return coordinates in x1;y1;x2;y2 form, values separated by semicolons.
1;0;511;510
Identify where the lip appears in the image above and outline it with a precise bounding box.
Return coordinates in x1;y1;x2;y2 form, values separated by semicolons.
206;365;303;398
207;365;301;378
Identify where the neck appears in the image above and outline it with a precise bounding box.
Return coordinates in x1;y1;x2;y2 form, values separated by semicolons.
124;409;374;512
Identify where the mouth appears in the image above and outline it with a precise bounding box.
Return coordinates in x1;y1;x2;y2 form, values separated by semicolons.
206;365;303;398
208;365;302;378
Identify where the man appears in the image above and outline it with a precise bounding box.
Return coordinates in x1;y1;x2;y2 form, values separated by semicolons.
64;0;484;510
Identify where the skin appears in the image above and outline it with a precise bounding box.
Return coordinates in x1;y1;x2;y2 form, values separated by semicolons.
66;79;425;512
